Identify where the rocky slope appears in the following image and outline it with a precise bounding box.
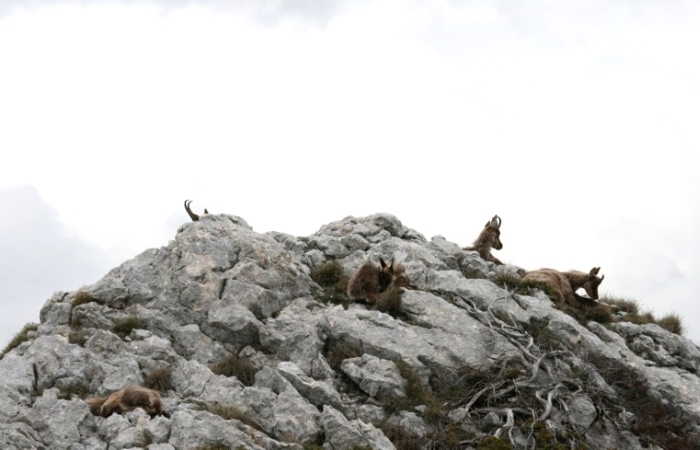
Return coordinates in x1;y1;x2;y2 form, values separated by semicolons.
2;213;700;450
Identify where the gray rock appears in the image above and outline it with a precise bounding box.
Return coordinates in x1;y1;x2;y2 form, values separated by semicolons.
320;406;394;450
277;361;345;412
4;211;699;449
340;354;405;401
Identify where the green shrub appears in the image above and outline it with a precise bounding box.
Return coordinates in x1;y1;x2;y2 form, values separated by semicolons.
145;367;174;392
1;323;38;358
210;353;258;386
110;316;143;337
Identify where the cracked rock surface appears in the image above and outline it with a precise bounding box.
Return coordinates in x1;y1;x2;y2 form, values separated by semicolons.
2;212;699;449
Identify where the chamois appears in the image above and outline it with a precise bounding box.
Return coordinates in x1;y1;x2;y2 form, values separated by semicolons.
464;215;504;265
86;385;163;418
347;257;412;304
563;267;605;304
184;199;209;222
523;267;604;307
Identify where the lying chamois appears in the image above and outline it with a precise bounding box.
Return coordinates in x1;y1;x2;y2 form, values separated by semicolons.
523;267;604;307
464;215;504;265
347;257;413;304
184;199;209;222
86;385;163;418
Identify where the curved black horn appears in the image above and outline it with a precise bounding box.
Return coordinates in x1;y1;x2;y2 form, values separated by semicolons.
184;199;200;222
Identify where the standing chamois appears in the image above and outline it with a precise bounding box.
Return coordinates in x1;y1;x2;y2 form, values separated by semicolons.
463;215;504;265
184;199;209;222
523;267;605;307
347;257;413;304
86;385;163;418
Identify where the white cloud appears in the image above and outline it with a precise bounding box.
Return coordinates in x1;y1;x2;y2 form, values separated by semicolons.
0;0;699;344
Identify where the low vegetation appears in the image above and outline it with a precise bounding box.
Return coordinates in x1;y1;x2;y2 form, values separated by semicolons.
110;316;143;338
1;323;38;358
601;295;685;335
586;354;694;449
71;291;101;308
210;353;258;386
145;367;174;393
310;260;350;308
57;381;90;400
322;339;362;371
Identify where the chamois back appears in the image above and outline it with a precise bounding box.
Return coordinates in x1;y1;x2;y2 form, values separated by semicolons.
523;267;604;307
86;385;163;418
464;215;504;265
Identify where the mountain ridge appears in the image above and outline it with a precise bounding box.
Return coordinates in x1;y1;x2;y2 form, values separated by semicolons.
1;212;698;450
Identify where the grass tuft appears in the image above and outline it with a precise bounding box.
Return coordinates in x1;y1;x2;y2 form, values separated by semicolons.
657;313;684;335
1;323;39;358
145;367;174;392
600;295;685;335
310;260;350;308
71;291;101;308
111;316;143;338
57;381;90;400
210;353;258;386
323;339;362;371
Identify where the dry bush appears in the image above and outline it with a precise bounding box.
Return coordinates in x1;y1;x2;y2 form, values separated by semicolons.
57;381;90;400
210;353;258;386
71;291;101;307
111;316;143;338
657;313;684;335
310;260;350;307
322;339;362;371
145;367;174;392
1;323;38;358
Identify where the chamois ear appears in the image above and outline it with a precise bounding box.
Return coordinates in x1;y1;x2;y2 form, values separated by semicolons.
379;257;387;268
490;215;501;229
389;257;395;271
204;208;209;214
589;267;601;277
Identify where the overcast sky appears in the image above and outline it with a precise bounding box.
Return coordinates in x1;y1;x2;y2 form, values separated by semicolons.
1;0;699;347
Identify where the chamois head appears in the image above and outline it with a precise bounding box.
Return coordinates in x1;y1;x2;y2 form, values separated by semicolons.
348;256;414;303
464;214;504;264
483;215;503;250
581;267;605;300
184;199;209;222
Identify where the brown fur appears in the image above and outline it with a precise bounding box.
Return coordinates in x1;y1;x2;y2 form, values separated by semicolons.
184;199;208;222
563;267;605;303
523;267;604;307
86;385;163;418
347;257;414;304
463;215;504;265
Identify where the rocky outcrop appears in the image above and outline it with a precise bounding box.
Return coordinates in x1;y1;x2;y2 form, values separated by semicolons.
1;212;699;449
